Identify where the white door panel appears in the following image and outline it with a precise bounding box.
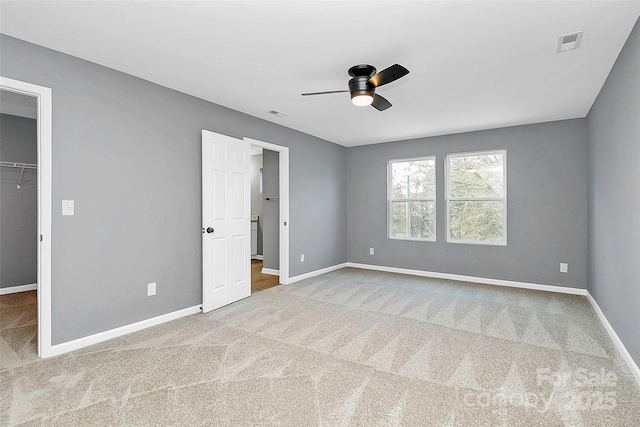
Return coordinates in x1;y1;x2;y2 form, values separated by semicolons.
202;130;250;313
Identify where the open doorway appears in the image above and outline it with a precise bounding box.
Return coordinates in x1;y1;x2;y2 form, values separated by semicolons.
0;77;53;359
245;137;290;291
249;145;280;293
0;90;38;365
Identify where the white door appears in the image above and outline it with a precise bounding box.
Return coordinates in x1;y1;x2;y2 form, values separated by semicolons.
202;130;251;313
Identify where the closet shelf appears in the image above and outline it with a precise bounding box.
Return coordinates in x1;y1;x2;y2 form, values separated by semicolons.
0;160;38;189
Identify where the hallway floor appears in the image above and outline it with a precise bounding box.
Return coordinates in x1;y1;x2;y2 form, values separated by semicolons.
251;259;279;293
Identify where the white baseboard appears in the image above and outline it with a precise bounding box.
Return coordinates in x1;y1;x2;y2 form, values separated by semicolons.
585;292;640;386
252;255;264;260
48;305;201;357
261;268;280;276
346;263;587;296
0;283;37;295
287;263;348;284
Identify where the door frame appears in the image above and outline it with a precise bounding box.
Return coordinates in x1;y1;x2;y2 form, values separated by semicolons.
243;137;290;285
0;76;53;357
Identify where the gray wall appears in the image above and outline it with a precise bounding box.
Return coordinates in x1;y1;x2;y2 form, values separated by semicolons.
262;149;279;270
0;113;37;288
347;119;589;289
587;18;640;365
0;34;347;344
250;153;263;255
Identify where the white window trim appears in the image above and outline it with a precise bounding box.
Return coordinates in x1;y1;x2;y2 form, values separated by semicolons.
388;156;436;242
445;149;507;246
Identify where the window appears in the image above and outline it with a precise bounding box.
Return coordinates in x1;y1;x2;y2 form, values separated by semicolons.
389;157;436;241
446;150;506;245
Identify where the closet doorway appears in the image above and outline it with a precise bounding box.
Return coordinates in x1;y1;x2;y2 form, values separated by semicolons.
0;77;53;359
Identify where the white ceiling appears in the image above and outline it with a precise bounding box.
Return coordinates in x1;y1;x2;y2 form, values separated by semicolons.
1;1;638;147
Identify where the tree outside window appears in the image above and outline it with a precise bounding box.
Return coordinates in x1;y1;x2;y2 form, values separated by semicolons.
446;150;506;245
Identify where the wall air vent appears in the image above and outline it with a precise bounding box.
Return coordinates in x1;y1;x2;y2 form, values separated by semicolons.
268;110;287;118
557;31;584;53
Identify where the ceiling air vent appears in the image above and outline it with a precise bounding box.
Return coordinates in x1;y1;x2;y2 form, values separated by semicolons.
557;31;584;53
268;110;287;118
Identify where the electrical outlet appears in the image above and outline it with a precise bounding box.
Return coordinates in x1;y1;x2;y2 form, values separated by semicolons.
147;282;156;296
560;263;568;273
301;254;305;263
369;247;374;255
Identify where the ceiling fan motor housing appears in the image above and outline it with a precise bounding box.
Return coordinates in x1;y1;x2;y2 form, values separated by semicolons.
348;64;377;99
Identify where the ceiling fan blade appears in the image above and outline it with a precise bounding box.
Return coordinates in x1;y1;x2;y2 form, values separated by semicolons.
371;94;392;111
301;90;350;96
369;64;409;87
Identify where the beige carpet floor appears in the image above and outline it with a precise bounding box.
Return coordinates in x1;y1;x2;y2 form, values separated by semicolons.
1;269;639;426
1;290;38;368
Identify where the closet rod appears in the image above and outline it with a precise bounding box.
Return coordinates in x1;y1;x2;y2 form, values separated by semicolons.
1;161;38;189
0;161;38;169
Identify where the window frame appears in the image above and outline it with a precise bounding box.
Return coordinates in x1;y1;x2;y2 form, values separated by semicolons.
445;149;507;246
388;156;437;242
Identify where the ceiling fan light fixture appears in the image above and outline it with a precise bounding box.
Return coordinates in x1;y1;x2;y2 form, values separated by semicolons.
351;91;374;106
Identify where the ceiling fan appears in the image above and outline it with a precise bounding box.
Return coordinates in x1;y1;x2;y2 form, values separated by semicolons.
301;64;409;111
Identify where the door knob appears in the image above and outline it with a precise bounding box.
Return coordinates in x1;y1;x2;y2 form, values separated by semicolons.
206;227;214;233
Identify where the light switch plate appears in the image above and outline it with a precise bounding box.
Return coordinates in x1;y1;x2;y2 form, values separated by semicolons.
560;263;568;273
62;200;74;216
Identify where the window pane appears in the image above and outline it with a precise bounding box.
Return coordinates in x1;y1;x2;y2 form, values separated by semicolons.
449;200;504;242
392;159;435;199
409;201;436;239
449;153;504;198
392;201;435;239
391;201;407;237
